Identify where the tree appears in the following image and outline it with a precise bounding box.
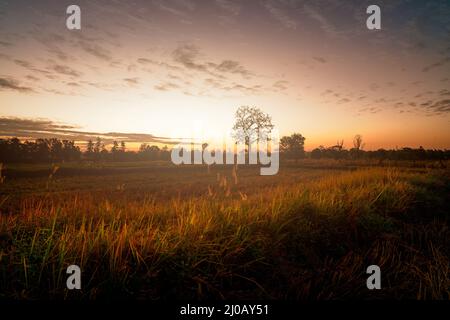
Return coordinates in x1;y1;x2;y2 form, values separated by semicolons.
111;140;119;153
232;106;274;145
86;139;94;154
311;145;326;159
331;140;344;151
353;134;364;151
62;140;81;161
93;137;105;160
34;139;51;162
139;143;148;153
351;134;365;159
280;133;305;160
138;143;162;160
326;140;346;159
49;138;64;161
232;106;274;162
94;137;102;154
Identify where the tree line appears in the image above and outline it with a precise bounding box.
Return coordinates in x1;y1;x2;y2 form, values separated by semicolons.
0;135;448;164
281;133;450;161
0;137;171;163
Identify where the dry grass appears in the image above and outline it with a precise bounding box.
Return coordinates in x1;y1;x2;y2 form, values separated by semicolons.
0;165;448;300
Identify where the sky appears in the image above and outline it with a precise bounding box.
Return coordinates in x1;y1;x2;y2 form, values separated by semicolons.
0;0;449;150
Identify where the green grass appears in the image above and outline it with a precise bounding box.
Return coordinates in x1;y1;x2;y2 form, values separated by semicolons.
0;163;449;300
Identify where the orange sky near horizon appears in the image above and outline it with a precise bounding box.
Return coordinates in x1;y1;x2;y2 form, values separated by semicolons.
0;1;449;150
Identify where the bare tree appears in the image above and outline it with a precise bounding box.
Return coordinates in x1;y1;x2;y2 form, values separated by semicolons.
334;139;344;151
232;106;274;163
353;134;364;151
232;106;273;146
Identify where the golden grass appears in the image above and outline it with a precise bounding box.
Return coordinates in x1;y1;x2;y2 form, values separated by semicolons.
0;167;448;300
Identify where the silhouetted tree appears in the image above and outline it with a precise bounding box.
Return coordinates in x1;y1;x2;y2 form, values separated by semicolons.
353;135;364;150
94;137;102;154
311;145;326;159
138;143;162;160
280;133;306;161
62;140;81;161
350;134;364;158
0;137;448;165
86;139;94;159
111;140;119;153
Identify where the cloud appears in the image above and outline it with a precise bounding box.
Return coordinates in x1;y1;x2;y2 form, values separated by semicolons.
422;57;450;72
303;4;342;38
43;88;70;96
15;59;72;91
0;117;178;144
154;82;180;91
201;77;264;95
428;99;450;114
215;0;241;16
14;59;33;68
66;82;81;87
272;80;288;91
14;59;72;81
172;44;207;72
79;41;113;61
313;56;327;63
222;83;262;94
338;98;351;104
47;46;69;61
0;117;78;134
124;77;140;86
30;32;70;61
0;41;12;47
263;0;297;30
26;75;40;81
152;0;194;18
0;77;34;93
172;44;253;78
137;58;155;65
82;81;118;91
52;64;83;77
137;57;182;71
215;60;252;77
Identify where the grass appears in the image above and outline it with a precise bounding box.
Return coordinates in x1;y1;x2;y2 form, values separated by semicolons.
0;162;449;300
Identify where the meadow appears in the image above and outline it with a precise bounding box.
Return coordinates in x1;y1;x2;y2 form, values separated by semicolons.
0;160;449;300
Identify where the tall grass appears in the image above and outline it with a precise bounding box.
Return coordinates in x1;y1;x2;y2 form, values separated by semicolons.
0;167;448;300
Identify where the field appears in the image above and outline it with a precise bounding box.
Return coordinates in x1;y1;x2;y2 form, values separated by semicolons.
0;160;449;300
